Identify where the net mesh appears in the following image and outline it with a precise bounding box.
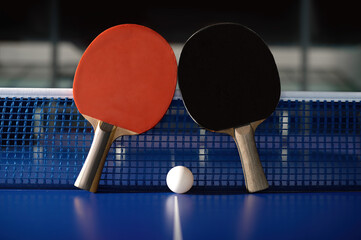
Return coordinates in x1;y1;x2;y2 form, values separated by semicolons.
0;90;360;191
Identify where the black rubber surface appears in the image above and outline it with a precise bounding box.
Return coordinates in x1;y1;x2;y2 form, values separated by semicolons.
178;23;280;131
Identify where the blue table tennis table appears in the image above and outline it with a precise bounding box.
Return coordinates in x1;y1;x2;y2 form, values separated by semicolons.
0;89;360;239
1;190;361;240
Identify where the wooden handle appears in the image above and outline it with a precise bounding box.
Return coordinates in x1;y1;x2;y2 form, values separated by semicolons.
74;121;116;192
234;124;269;193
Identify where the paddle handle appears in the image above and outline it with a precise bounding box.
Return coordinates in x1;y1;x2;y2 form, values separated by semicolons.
234;124;269;193
74;122;116;192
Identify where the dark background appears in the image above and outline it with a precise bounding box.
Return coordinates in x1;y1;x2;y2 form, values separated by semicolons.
0;0;360;90
1;1;360;46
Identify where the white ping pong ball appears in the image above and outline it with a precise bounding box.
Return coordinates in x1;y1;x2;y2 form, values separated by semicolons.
166;166;194;194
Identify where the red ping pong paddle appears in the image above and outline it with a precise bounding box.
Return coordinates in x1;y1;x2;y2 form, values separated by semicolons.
178;23;280;192
73;24;177;192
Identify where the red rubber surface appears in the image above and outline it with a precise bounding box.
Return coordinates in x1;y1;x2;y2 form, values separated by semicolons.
73;24;177;133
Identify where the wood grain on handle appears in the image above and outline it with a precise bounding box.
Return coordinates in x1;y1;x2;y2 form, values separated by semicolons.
233;124;269;193
74;121;116;192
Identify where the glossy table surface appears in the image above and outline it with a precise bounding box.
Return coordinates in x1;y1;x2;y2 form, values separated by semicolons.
1;190;361;240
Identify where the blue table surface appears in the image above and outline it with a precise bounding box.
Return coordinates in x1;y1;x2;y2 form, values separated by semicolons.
1;190;361;240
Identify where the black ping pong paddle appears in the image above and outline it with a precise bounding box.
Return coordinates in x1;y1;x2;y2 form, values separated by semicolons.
178;23;280;192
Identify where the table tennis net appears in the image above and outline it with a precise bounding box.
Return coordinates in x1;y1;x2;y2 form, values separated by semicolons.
0;88;360;192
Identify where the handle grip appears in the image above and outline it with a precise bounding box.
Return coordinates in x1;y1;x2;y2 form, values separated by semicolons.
234;124;269;193
74;122;116;192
